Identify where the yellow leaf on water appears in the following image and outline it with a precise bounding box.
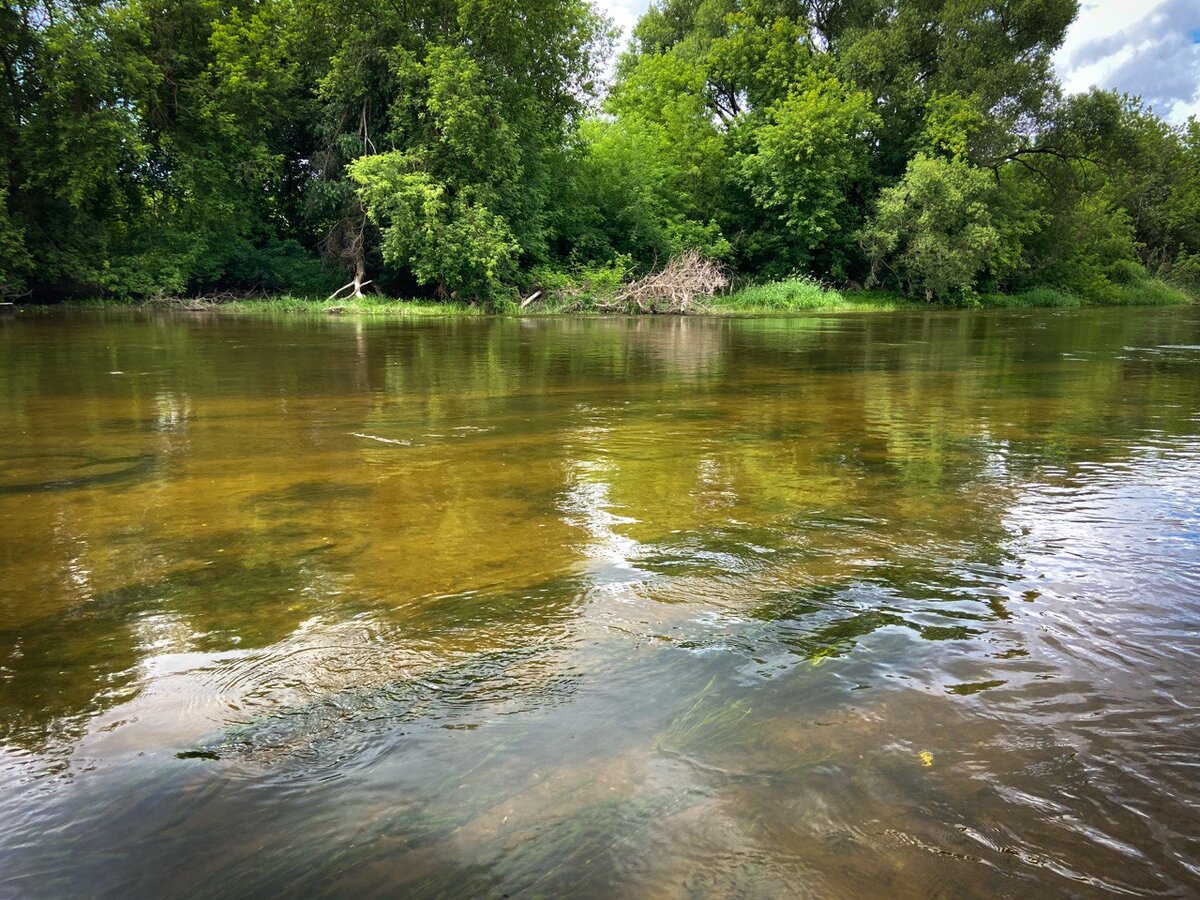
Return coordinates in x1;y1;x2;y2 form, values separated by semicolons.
919;751;934;767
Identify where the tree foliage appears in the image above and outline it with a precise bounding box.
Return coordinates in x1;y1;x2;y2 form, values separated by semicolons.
1;0;1197;304
862;155;1025;301
739;71;880;277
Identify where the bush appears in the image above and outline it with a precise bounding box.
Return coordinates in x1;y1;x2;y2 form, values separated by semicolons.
527;256;634;308
222;240;337;296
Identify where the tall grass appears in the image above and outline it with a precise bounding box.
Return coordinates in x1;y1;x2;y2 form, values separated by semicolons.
713;278;915;313
978;287;1081;308
1112;278;1194;306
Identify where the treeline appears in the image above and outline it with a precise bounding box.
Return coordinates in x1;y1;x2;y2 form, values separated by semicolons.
2;0;1199;306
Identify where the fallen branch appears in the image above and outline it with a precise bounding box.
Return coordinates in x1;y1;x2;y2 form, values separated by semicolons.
143;288;271;310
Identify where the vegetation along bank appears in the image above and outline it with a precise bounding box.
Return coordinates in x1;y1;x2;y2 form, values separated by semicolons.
3;0;1199;312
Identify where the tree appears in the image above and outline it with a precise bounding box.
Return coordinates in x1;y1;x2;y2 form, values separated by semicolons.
0;0;1194;306
862;154;1027;301
738;71;880;277
296;0;610;297
350;153;519;305
553;51;730;268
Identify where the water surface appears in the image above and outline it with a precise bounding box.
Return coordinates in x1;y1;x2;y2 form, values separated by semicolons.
2;308;1199;897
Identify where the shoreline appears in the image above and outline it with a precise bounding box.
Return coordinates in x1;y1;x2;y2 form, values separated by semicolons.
13;278;1195;319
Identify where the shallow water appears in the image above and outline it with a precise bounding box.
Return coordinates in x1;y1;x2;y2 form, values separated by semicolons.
1;307;1199;897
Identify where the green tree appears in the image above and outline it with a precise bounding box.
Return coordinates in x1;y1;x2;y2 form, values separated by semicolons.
738;71;880;277
2;0;1195;306
552;51;730;267
862;154;1028;301
297;0;610;296
350;153;519;305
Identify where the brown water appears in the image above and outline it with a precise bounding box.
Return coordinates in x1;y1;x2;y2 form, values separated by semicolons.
1;308;1199;897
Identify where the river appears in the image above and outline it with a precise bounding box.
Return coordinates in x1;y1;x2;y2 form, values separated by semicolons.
1;307;1199;896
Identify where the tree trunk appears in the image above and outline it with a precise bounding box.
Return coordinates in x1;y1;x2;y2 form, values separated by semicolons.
351;247;367;298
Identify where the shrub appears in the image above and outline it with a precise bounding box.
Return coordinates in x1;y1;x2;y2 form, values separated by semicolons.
982;287;1081;308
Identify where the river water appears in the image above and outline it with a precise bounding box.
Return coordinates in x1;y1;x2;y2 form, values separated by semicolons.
1;307;1199;897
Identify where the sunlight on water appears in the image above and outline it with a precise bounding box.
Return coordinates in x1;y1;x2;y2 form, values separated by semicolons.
1;308;1199;896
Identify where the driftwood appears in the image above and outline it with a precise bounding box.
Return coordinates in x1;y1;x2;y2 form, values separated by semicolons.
603;251;729;314
519;290;543;310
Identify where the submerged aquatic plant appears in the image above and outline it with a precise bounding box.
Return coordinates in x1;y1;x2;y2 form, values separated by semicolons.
655;677;755;756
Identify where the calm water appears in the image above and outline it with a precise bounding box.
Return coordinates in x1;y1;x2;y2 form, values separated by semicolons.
1;308;1199;897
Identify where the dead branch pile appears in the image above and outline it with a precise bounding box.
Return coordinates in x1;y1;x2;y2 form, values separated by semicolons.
143;289;270;310
604;251;728;314
529;279;601;312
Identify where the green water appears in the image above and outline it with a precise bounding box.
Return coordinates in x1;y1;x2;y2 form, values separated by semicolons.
2;308;1199;897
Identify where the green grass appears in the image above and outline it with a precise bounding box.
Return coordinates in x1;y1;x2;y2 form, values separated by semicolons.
1112;278;1194;306
59;294;489;316
721;276;1195;314
210;295;490;316
711;278;917;314
977;286;1083;308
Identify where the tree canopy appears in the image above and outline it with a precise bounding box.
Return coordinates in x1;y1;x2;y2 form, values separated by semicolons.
2;0;1198;305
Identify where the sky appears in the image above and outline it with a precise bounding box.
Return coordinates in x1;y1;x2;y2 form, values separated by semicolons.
594;0;1200;123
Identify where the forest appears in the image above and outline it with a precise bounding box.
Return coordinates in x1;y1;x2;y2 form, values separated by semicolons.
2;0;1199;309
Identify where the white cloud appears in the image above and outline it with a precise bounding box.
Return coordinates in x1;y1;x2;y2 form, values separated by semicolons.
1054;0;1200;122
594;0;648;46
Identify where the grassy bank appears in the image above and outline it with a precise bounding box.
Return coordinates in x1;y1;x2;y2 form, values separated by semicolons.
40;276;1196;317
60;295;491;317
976;279;1195;309
712;279;916;314
711;275;1194;313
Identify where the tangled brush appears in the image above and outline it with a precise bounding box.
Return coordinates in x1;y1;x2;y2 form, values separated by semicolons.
604;251;729;314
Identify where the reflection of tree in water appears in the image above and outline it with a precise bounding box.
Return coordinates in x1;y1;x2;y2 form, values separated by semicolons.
0;541;354;755
0;453;160;496
569;310;1200;673
2;309;1199;773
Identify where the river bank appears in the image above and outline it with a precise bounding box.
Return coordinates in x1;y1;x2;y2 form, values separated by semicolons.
19;276;1196;317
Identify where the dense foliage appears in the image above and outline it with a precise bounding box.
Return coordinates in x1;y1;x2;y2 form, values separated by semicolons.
2;0;1198;305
